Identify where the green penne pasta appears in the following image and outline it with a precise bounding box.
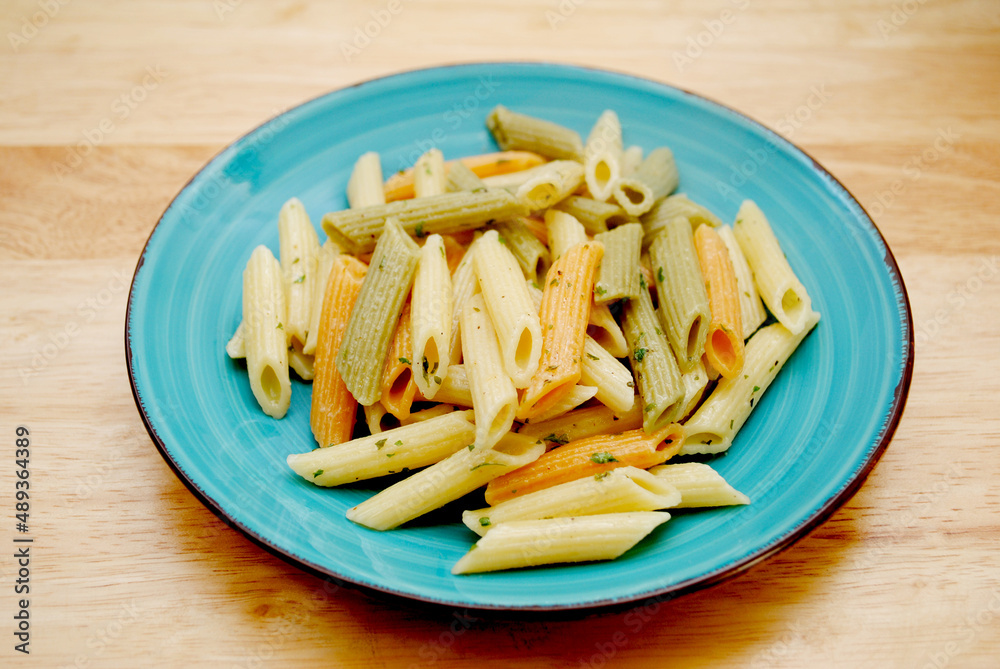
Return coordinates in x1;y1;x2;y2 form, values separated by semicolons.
640;194;724;247
336;218;420;405
622;282;685;432
322;189;526;254
593;222;642;304
633;146;679;202
553;195;634;234
486;104;584;161
647;216;711;372
444;161;487;192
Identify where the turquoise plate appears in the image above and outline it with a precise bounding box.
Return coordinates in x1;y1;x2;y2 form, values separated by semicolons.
126;63;912;611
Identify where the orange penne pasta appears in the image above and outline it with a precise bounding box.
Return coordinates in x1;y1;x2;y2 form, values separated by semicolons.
310;255;368;447
380;300;419;420
694;224;744;379
484;423;684;505
384;151;548;202
517;241;604;420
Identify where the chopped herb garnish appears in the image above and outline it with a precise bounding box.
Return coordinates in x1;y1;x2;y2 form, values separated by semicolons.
639;273;647;289
467;444;475;451
394;439;403;446
473;306;480;312
730;419;734;430
594;472;611;481
312;469;323;478
375;438;387;449
550;278;559;286
497;235;507;245
543;433;570;445
276;322;284;330
386;453;395;458
590;451;619;464
399;357;411;365
293;274;306;284
657;267;665;283
479;517;491;527
470;462;504;471
644;402;655;413
433;375;442;384
586;352;601;361
594;285;607;296
414;222;426;238
633;347;648;362
752;385;760;392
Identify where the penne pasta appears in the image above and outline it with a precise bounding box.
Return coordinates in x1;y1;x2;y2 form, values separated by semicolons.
430;364;473;407
347;152;387;208
647;216;711;372
579;336;636;416
287;410;478;486
544;209;589;261
516;160;586;211
472;230;542;386
593;222;642;304
694;224;745;379
632;146;679;202
337;219;421;406
451;512;671;574
517;402;643;446
583;109;624;202
444;161;487;192
278;197;320;347
411;234;452;399
384;150;547;201
681;312;820;455
587;301;629;359
347;432;544;531
413;148;447;198
484;422;683;505
322;189;527;254
379;300;419;420
303;240;342;356
733;200;813;335
310;254;368;446
518;241;604;421
494;218;551;283
622;281;685;431
461;294;518;449
524;385;599;424
717;224;767;339
641;194;723;247
553;196;633;234
648;463;750;508
242;245;291;419
611;177;655;217
486;105;584;161
463;466;680;536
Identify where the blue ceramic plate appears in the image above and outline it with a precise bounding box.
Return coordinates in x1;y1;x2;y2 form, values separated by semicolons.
126;63;912;611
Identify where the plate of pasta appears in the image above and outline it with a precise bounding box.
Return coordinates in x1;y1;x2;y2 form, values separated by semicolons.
126;62;912;610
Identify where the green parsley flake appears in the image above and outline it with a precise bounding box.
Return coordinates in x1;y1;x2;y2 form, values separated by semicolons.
590;451;619;464
594;285;607;296
399;357;411;365
586;352;600;361
479;517;491;527
470;462;504;471
594;471;611;481
752;385;760;393
395;439;403;447
543;433;570;445
312;469;323;478
467;444;475;451
414;222;426;238
634;347;648;362
375;438;387;449
293;274;306;284
657;267;664;283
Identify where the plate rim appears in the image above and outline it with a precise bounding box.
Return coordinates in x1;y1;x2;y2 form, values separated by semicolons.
125;60;915;612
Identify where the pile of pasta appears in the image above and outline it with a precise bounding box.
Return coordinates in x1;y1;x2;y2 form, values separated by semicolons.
227;105;820;575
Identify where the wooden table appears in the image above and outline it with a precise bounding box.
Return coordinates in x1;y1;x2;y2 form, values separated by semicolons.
2;1;998;666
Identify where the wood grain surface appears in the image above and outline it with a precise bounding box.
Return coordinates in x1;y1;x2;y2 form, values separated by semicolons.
2;1;999;667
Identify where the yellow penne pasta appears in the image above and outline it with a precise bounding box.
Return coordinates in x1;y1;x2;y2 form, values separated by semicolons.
380;300;419;420
383;150;547;202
